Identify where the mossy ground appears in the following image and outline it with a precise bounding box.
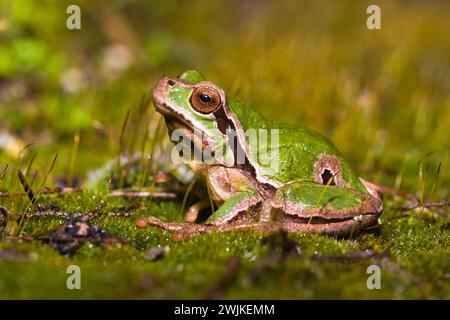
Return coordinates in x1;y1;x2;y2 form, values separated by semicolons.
0;193;448;299
0;1;449;299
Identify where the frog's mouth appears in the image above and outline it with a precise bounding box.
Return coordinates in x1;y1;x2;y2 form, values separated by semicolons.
159;105;195;134
279;211;379;225
153;90;196;133
153;97;215;161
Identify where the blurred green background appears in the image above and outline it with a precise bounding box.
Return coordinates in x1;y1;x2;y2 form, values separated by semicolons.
0;0;449;299
1;0;448;194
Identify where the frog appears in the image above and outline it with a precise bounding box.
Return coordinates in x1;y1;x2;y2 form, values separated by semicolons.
136;70;383;239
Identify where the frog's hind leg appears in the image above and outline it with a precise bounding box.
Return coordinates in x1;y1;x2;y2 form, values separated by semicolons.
136;191;263;240
270;181;382;236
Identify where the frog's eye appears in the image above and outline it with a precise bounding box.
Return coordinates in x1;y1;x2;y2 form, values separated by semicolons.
190;86;221;114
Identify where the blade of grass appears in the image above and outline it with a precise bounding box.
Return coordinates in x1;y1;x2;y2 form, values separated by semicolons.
0;164;8;186
205;178;216;215
17;153;58;235
179;179;196;218
138;95;160;188
17;170;38;208
128;93;150;156
67;132;80;187
117;109;130;189
24;152;37;177
432;149;448;200
394;153;410;191
308;172;339;225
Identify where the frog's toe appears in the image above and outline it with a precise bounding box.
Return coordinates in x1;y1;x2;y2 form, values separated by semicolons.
135;215;212;239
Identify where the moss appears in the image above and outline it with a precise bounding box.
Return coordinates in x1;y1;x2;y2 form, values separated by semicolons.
0;0;449;299
0;193;448;299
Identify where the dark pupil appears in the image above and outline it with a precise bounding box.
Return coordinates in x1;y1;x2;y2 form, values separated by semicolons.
199;93;211;103
321;169;335;185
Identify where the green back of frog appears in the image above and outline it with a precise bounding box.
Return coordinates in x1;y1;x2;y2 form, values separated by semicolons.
227;99;367;193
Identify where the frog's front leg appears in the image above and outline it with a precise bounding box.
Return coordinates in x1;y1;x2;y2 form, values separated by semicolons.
136;191;263;239
205;191;262;226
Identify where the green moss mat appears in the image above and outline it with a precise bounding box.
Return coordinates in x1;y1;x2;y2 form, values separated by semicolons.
0;0;449;299
0;193;448;299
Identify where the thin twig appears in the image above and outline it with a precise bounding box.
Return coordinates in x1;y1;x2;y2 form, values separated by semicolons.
0;188;177;200
82;200;108;221
0;187;79;198
394;201;450;211
108;190;177;199
378;184;419;202
26;210;136;218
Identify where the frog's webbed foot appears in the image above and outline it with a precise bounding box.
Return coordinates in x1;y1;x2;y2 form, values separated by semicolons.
136;215;214;240
136;214;286;240
135;198;212;240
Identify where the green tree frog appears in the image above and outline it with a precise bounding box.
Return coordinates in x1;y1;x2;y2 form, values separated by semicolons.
136;70;383;238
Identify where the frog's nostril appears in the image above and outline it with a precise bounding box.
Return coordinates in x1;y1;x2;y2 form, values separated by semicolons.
167;79;176;86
